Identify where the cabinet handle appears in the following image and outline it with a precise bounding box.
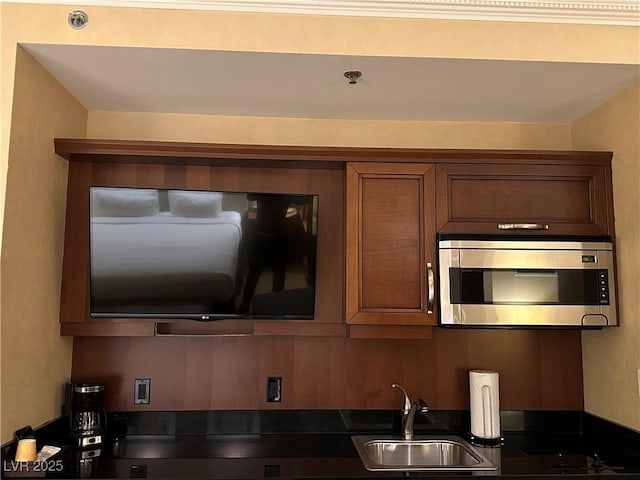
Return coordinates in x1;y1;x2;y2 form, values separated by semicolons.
426;262;435;315
497;223;549;230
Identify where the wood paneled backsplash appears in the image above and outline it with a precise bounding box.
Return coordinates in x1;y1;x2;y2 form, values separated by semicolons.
71;328;583;411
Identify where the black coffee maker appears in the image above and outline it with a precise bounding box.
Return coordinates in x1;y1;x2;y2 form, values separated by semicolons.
63;382;106;448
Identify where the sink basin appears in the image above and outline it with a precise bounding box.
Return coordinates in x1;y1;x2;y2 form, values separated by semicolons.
352;435;497;472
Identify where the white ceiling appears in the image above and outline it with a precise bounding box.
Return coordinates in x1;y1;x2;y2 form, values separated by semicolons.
24;43;640;123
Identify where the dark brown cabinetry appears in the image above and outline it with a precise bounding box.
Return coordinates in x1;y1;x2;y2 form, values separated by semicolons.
55;139;615;337
345;163;436;336
436;163;614;235
58;155;345;337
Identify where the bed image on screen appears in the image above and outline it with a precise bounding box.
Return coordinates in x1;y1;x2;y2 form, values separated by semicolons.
89;187;318;319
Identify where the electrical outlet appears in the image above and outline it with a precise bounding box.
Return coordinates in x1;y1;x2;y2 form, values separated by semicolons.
134;378;151;405
266;376;282;402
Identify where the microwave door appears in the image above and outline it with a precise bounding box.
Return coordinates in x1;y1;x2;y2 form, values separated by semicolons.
455;268;602;306
454;304;605;327
439;247;613;327
459;248;595;270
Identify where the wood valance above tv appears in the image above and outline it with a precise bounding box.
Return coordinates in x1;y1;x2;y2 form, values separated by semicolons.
54;138;612;166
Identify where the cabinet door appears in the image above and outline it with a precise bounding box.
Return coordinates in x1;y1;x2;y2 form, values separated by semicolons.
346;163;436;325
436;164;614;235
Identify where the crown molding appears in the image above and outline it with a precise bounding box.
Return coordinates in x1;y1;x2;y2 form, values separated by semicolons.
3;0;639;25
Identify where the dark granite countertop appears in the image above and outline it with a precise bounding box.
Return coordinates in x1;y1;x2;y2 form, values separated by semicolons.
3;410;640;479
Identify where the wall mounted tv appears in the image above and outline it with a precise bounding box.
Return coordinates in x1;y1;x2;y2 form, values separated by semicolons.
89;187;318;320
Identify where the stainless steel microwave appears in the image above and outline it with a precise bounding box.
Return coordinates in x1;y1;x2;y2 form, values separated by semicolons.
437;235;617;328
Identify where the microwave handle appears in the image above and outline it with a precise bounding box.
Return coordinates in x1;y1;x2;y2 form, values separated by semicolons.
497;223;549;230
426;262;435;315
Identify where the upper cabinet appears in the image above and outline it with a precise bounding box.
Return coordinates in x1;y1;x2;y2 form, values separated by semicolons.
55;139;615;337
346;163;437;333
436;163;614;236
58;152;346;337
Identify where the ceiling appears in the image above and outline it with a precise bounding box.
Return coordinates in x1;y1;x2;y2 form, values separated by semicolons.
24;43;640;124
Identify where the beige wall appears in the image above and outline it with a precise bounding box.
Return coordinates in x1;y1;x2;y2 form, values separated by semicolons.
1;3;639;442
2;3;638;238
572;82;640;432
0;47;87;442
2;3;639;238
87;111;571;149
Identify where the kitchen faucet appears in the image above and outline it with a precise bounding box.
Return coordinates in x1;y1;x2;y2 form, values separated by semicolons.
391;383;429;440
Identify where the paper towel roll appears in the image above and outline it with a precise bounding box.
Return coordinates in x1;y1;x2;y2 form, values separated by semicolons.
469;370;500;440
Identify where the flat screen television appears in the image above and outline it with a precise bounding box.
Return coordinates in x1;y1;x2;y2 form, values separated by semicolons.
89;187;318;320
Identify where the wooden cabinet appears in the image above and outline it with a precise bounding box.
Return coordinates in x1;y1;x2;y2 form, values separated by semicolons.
58;159;346;337
55;139;615;337
436;163;614;235
346;163;437;333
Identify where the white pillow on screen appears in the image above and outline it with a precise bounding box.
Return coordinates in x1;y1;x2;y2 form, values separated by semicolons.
91;188;160;217
168;191;223;217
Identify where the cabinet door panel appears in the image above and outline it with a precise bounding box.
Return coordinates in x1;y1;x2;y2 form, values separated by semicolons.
346;163;436;326
361;177;422;309
436;164;613;235
450;178;591;222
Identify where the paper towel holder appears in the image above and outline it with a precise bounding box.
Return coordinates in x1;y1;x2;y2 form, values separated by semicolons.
468;369;504;447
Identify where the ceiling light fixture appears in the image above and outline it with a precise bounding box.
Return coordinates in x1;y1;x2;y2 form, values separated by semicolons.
344;71;362;85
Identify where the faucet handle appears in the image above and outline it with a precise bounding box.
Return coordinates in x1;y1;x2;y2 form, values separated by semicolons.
391;383;412;414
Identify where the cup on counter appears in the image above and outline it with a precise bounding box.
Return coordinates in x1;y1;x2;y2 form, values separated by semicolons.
15;438;37;462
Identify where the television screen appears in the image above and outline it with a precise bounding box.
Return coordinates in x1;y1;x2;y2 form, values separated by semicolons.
89;187;318;320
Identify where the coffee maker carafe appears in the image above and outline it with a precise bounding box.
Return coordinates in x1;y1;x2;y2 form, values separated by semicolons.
64;383;106;448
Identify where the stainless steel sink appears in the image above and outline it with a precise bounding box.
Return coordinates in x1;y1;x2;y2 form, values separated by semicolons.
352;435;498;472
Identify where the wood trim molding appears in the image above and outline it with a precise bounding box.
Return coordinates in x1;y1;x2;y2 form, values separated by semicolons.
55;138;613;166
61;322;156;336
7;0;638;26
348;324;433;339
253;321;347;336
